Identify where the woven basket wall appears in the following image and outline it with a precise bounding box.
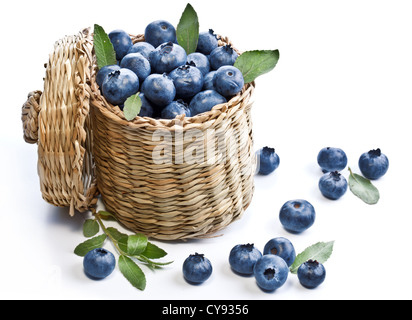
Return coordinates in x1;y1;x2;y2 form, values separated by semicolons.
22;28;256;240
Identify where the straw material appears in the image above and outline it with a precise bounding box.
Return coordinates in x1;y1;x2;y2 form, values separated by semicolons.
22;28;98;215
90;34;256;240
22;28;256;240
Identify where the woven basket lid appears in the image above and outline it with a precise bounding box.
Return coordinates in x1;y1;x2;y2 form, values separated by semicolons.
22;28;98;215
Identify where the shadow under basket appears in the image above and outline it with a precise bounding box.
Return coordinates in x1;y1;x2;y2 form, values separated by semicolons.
22;28;257;240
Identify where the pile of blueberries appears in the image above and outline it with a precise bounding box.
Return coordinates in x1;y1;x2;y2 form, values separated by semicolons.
183;237;325;291
317;147;389;200
180;147;390;292
96;20;245;119
257;146;389;200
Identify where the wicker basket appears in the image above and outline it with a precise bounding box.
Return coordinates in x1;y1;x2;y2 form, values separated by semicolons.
22;27;256;240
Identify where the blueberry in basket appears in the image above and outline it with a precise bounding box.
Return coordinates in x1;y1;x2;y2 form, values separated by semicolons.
120;52;151;83
189;90;227;116
96;64;120;88
149;41;187;74
187;52;211;76
144;20;177;48
214;66;244;98
209;44;239;70
169;64;204;99
196;29;219;55
108;29;133;61
141;73;176;107
101;69;139;106
161;100;191;119
127;42;155;60
203;71;217;91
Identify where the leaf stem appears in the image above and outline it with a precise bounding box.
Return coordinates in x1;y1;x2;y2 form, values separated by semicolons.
94;214;126;255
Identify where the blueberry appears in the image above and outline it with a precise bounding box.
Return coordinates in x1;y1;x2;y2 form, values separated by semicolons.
203;71;217;91
120;53;151;83
138;93;154;118
279;199;316;234
197;29;219;55
83;248;116;280
141;73;176;107
182;253;213;285
169;64;204;99
127;42;155;60
317;147;348;173
102;69;139;106
297;260;326;289
189;90;227;116
229;244;262;276
253;255;289;292
96;64;120;88
161;100;191;119
150;41;187;74
256;147;280;176
213;66;244;98
359;148;389;180
187;53;211;76
319;171;348;200
144;20;177;48
263;237;296;267
209;45;239;70
108;30;133;61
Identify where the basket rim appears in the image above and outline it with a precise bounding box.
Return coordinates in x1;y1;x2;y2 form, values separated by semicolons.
89;33;256;131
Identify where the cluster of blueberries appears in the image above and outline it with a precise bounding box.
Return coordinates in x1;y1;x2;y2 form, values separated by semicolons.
317;147;389;200
256;146;389;201
96;20;245;120
182;237;325;291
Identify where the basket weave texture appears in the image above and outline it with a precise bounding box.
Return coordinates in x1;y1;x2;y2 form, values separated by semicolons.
22;28;256;240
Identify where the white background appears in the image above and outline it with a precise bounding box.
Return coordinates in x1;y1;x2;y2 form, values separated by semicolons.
1;0;412;300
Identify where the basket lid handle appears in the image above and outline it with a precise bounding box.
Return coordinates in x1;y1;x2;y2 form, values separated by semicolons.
22;90;42;144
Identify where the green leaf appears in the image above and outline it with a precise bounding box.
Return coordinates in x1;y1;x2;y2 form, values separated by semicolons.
117;234;148;256
123;93;142;121
74;234;107;257
83;219;99;238
142;242;168;259
234;50;280;83
93;24;117;69
348;167;380;205
118;255;147;291
290;241;335;274
97;210;117;221
106;227;128;243
117;235;129;254
127;234;148;256
177;3;199;55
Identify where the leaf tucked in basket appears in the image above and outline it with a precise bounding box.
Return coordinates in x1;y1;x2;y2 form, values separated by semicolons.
177;3;199;55
93;24;117;69
123;93;142;121
235;50;280;83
